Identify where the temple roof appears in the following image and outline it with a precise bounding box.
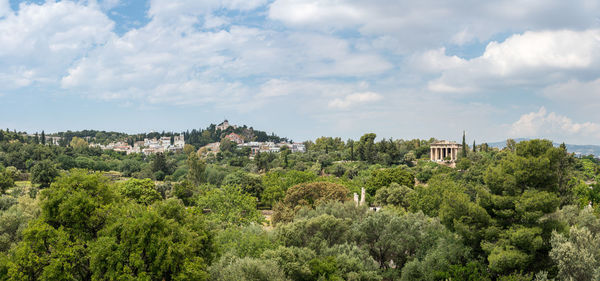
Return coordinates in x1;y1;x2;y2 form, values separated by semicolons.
431;140;461;146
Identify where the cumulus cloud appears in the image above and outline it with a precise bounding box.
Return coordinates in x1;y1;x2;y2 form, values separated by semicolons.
257;79;364;98
328;92;382;109
410;47;466;73
0;1;114;91
269;0;600;51
148;0;267;21
509;107;600;141
423;29;600;93
0;0;10;18
60;13;391;106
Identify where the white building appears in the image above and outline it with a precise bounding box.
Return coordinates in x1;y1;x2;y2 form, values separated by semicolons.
216;120;238;131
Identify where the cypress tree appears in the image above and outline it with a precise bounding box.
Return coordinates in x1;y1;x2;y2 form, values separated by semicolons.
41;131;46;145
152;153;168;174
473;140;476;152
348;139;355;161
461;131;467;157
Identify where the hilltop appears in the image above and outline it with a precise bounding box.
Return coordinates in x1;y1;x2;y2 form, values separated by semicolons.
487;138;600;157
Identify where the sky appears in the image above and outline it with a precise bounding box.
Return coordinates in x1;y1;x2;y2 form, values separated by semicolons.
1;0;600;144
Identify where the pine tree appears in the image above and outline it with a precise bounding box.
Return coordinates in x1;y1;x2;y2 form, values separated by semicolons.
152;153;167;174
461;131;467;157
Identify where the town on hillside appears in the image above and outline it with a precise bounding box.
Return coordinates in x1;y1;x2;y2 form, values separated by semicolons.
22;120;306;157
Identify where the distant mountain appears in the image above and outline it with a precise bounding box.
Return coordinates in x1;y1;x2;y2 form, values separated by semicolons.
487;138;600;157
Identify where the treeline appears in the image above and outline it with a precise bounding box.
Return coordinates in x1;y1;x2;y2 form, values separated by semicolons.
6;121;289;148
183;123;288;148
1;131;600;280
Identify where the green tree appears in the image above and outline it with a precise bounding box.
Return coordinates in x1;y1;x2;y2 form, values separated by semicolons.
276;214;352;252
119;159;141;177
31;160;59;188
506;139;516;152
152;152;168;174
282;182;348;209
210;256;288;281
220;138;235;153
0;170;14;194
273;182;349;224
462;131;467;157
479;140;569;275
197;185;263;226
70;136;89;150
223;170;264;200
41;130;46;145
280;145;291;168
40;169;117;240
357;133;377;163
354;210;466;275
184;144;196;155
187;152;206;186
119;178;162;205
261;170;318;207
89;200;214;281
0;195;40;252
347;139;355;161
550;226;600;280
366;166;414;196
172;181;201;206
374;183;414;209
216;224;275;258
6;220;89;280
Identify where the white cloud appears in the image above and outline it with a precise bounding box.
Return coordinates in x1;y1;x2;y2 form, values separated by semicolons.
269;0;600;51
509;107;600;141
148;0;267;21
328;92;382;109
0;1;114;91
269;0;364;28
422;29;600;93
0;0;10;18
542;78;600;107
411;48;466;73
60;12;391;106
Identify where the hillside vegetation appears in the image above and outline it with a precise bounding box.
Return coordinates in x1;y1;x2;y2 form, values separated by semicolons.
0;127;599;280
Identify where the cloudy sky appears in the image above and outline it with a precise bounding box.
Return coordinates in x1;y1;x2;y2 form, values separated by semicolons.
1;0;600;144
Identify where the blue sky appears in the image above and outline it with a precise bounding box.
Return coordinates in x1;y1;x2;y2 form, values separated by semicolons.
1;0;600;144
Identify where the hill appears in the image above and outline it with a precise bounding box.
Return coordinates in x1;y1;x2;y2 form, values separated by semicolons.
487;138;600;157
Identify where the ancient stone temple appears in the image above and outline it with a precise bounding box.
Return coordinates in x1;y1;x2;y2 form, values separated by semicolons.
430;140;461;162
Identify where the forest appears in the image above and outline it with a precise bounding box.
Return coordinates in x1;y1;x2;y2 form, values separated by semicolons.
0;127;600;281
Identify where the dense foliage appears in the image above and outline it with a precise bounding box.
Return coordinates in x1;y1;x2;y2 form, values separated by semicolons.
0;127;599;280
